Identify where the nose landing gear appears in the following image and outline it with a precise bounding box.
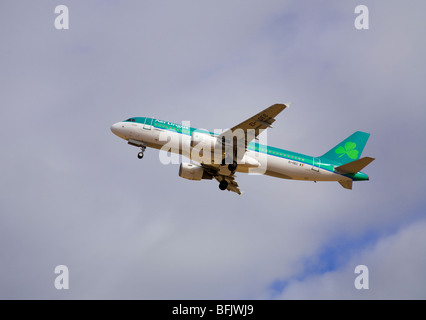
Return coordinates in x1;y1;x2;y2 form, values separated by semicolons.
127;139;147;160
137;146;146;159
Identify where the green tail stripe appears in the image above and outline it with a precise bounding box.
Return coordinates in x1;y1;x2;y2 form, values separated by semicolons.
320;131;371;165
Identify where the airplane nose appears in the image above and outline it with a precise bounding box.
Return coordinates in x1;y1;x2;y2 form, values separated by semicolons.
110;122;121;135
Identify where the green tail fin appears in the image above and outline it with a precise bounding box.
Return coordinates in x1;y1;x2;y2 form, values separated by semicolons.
320;131;371;165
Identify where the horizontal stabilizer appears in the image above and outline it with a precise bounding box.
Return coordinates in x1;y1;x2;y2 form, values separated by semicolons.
335;157;375;174
338;180;353;190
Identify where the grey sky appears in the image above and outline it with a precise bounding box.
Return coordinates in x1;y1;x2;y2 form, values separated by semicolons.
0;0;425;299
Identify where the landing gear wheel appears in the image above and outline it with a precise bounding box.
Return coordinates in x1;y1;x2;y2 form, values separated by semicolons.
228;161;237;172
219;180;228;191
137;145;146;159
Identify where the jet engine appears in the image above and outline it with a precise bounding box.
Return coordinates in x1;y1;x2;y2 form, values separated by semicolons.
179;163;213;181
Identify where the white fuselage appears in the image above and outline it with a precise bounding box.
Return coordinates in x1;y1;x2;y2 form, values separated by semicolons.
111;121;349;183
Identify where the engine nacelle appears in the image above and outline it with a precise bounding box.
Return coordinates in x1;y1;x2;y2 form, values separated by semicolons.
191;131;218;150
179;163;213;181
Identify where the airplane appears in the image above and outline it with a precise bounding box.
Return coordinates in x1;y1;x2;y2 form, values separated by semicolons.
111;104;374;195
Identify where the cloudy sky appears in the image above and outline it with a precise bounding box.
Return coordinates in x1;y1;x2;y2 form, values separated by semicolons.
1;0;425;299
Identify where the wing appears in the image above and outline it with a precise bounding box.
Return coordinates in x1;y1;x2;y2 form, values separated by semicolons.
201;163;242;195
217;103;288;161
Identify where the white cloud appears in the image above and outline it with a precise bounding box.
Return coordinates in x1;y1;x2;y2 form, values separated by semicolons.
277;216;426;299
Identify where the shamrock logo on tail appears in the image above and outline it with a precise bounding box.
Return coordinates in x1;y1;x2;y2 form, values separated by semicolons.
335;142;359;159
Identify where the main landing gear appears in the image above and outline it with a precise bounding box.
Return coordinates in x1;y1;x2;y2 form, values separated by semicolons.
137;146;146;159
228;161;238;172
222;159;238;172
219;179;228;191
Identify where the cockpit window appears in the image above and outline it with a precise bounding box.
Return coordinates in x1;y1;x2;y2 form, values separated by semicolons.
125;118;136;122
